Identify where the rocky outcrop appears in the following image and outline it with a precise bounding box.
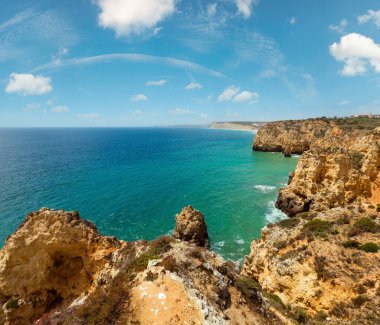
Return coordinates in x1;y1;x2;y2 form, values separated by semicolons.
0;208;122;325
244;118;380;324
252;119;330;155
173;206;209;247
0;207;286;325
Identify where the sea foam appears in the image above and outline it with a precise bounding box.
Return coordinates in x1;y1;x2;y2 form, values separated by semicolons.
265;200;287;223
253;185;277;192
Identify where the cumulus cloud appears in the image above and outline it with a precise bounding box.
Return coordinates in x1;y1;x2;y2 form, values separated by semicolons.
97;0;176;37
131;94;148;101
217;85;240;102
329;19;348;34
235;0;258;19
185;82;202;90
77;113;100;119
232;90;259;103
358;10;380;28
329;33;380;76
289;17;296;25
5;73;52;95
217;85;259;103
52;105;69;113
145;79;167;86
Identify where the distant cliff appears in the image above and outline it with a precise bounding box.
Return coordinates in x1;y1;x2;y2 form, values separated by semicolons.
210;121;266;131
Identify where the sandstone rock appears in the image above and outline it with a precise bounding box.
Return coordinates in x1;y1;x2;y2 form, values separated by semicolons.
0;208;121;325
173;206;209;247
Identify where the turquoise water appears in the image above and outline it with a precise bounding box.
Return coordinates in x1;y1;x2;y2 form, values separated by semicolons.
0;128;297;260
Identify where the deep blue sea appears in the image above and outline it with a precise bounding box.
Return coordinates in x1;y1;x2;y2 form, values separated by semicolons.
0;128;297;260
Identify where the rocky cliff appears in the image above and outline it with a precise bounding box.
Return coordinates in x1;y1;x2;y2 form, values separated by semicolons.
0;207;291;325
243;117;380;324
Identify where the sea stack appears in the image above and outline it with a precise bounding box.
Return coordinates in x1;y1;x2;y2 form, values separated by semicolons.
173;205;209;247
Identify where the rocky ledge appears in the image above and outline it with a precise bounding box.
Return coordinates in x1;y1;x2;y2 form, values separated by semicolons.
243;117;380;324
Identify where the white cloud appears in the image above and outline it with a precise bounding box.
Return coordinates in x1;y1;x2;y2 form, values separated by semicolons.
339;100;350;106
232;90;259;103
34;53;225;78
169;108;208;118
23;103;40;112
170;108;193;115
52;105;69;113
77;113;100;119
358;10;380;28
217;85;259;103
5;73;52;95
329;19;348;34
235;0;257;19
289;17;296;25
145;79;167;86
131;94;148;101
217;85;240;102
207;3;217;17
329;33;380;76
185;82;202;90
97;0;176;37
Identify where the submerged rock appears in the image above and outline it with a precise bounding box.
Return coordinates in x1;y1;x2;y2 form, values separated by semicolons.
173;205;209;247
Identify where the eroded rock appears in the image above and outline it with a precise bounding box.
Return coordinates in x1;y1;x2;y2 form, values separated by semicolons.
173;205;209;247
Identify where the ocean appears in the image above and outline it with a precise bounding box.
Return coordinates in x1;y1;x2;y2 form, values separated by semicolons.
0;127;297;261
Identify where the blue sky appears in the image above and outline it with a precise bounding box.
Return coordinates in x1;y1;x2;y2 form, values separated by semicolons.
0;0;380;127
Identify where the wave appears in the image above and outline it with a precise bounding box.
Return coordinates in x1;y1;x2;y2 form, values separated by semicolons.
253;185;277;192
234;239;245;245
265;200;287;223
213;241;225;248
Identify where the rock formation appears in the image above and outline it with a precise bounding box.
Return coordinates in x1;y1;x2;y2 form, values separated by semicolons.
0;207;284;325
0;208;121;325
173;205;209;247
243;117;380;324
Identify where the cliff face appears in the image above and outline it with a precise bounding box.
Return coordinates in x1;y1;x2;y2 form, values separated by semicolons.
0;207;286;325
0;208;122;325
244;118;380;324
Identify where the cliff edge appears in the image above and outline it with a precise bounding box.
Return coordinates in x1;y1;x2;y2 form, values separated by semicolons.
243;117;380;324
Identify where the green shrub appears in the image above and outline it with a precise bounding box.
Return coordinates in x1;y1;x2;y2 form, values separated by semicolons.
278;218;300;229
377;203;380;212
150;236;174;254
360;242;380;253
352;294;368;307
368;204;375;209
343;240;360;248
304;218;332;235
350;152;364;169
354;217;378;233
330;303;349;318
314;256;331;280
5;298;18;310
236;276;261;300
265;292;285;309
293;307;308;323
296;212;309;219
145;270;158;282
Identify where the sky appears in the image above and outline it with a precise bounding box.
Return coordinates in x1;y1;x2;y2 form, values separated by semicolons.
0;0;380;127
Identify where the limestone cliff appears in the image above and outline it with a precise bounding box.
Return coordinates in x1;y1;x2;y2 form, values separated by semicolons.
0;207;289;325
243;117;380;324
